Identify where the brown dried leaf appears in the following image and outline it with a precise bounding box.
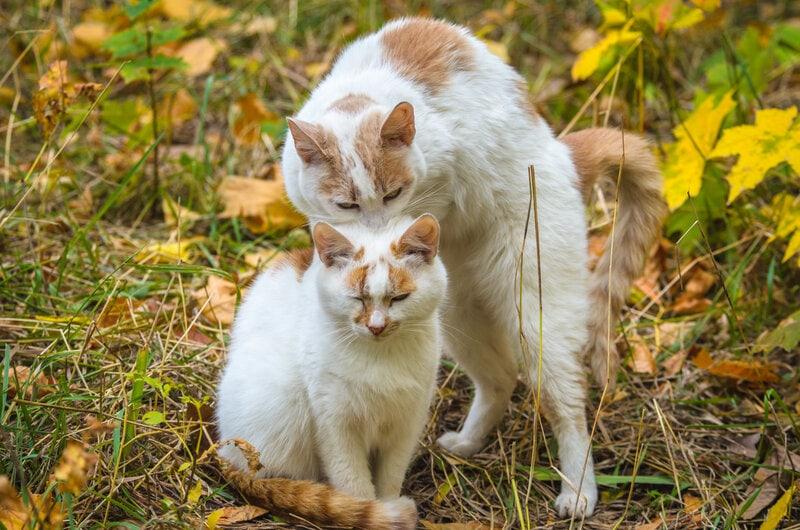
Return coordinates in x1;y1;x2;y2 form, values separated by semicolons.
51;441;98;495
166;88;197;127
192;276;239;326
232;94;276;145
83;414;116;441
629;336;657;375
692;348;779;383
159;0;231;25
174;38;224;77
662;350;687;377
97;297;144;328
217;172;306;233
68;187;94;220
671;293;712;315
215;505;268;525
7;366;56;399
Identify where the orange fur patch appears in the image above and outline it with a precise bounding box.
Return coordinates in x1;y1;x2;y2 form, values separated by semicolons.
381;18;474;93
345;265;370;293
272;248;314;279
354;111;415;194
328;93;375;114
353;246;365;261
388;265;416;294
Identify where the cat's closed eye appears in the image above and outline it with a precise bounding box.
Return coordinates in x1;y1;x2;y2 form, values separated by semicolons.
390;293;410;304
336;202;360;210
383;188;402;203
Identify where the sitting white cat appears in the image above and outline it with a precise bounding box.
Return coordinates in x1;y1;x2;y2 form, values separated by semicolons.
216;214;447;530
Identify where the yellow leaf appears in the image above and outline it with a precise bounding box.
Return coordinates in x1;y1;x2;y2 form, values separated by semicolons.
166;88;198;127
691;0;720;11
217;171;306;233
52;441;97;495
174;38;224;77
72;21;111;51
0;477;64;530
759;483;795;530
192;276;239;326
232;93;277;145
187;480;204;504
433;474;455;505
571;28;640;81
135;238;201;264
711;106;800;202
206;508;224;530
159;0;231;25
662;91;736;209
764;193;800;264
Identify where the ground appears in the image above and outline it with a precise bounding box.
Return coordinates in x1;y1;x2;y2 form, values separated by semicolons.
1;1;799;529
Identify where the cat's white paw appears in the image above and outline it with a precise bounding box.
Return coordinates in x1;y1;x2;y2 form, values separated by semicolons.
383;496;418;530
436;431;483;457
554;487;597;518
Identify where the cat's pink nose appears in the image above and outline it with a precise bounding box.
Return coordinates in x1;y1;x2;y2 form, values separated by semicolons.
368;323;386;336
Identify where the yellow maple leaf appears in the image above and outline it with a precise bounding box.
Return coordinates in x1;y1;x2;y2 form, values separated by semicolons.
571;27;641;81
711;106;800;202
217;169;306;233
662;91;736;209
765;193;800;265
759;483;795;530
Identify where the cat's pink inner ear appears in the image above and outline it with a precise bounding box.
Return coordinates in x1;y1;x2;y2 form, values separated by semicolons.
395;214;440;264
313;222;354;267
380;102;416;148
287;118;326;164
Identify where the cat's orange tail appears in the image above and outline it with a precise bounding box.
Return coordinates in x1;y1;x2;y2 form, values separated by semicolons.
213;446;417;530
562;128;667;389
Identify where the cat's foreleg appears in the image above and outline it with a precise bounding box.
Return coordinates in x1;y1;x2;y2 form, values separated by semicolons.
436;295;517;457
315;420;376;499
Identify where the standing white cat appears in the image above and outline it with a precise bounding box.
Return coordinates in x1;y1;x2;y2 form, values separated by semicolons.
216;214;447;530
281;18;666;517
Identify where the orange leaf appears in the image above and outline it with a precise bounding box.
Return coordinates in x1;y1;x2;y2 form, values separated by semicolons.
692;349;779;383
232;94;277;145
192;276;239;326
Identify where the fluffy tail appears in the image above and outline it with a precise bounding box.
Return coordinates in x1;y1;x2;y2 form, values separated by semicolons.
562;128;667;389
206;440;417;530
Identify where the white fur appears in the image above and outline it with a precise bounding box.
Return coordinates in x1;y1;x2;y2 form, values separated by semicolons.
282;18;598;516
216;216;447;501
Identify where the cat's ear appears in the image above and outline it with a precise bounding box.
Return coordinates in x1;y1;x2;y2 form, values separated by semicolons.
313;222;355;267
381;102;415;148
287;118;326;164
395;213;439;264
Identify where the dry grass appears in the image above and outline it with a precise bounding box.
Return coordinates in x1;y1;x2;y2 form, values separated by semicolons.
1;0;799;529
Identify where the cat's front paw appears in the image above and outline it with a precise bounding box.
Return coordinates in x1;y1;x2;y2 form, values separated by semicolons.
383;496;417;530
436;431;483;457
554;487;597;518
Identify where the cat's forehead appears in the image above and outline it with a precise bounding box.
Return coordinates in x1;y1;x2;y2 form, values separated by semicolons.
344;256;416;296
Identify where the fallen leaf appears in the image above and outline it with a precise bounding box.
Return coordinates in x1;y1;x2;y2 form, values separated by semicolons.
629;337;657;375
671;294;712;315
244;16;277;35
217;173;306;233
162;195;201;227
97;297;145;328
159;0;231;25
32;61;102;137
232;93;277;145
192;276;239;325
764;193;800;266
711;106;800;202
83;415;116;442
662;350;687;377
7;366;56;399
684;494;702;513
662;91;736;209
72;21;111;52
658;320;693;348
759;483;795;530
244;248;284;269
187;479;204;504
212;505;268;525
166;88;197;127
692;348;779;383
52;441;98;495
634;522;664;530
757;308;800;353
174;38;224;77
0;476;64;530
135;237;202;264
